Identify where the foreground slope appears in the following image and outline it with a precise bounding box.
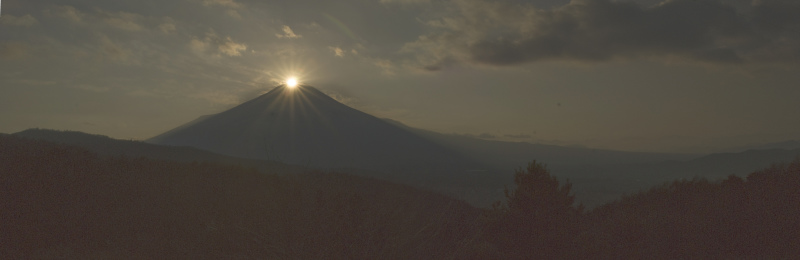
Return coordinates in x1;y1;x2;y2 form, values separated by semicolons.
0;135;485;259
4;134;798;259
578;159;800;259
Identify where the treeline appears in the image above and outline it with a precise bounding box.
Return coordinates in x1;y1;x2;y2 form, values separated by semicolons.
483;159;800;259
578;161;800;259
2;134;799;259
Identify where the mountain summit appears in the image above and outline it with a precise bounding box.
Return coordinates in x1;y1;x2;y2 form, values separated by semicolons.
148;85;481;176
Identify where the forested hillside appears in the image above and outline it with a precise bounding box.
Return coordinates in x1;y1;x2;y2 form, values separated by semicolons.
2;134;798;259
0;135;485;259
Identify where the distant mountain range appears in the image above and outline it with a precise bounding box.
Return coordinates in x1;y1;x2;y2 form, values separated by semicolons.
10;85;800;207
722;140;800;153
12;129;306;175
381;118;697;170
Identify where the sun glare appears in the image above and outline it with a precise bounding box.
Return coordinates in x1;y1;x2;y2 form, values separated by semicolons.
286;77;298;88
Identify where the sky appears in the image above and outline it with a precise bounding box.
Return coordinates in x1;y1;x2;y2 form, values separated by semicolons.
1;0;799;154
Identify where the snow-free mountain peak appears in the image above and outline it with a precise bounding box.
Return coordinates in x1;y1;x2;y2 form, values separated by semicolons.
147;85;484;177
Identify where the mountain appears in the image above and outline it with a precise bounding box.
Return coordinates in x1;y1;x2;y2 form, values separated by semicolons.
13;128;800;208
147;85;494;186
12;129;306;174
376;120;800;207
381;118;698;171
722;140;800;153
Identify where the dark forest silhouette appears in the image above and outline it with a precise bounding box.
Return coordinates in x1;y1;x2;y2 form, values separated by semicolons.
2;134;799;258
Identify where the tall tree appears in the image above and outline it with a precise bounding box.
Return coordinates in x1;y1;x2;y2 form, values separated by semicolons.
485;161;583;259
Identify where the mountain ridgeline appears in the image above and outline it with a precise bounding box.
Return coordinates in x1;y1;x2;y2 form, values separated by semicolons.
17;84;800;207
147;85;491;186
5;84;800;258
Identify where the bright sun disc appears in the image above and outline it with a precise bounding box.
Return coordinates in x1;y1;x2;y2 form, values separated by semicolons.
286;78;298;88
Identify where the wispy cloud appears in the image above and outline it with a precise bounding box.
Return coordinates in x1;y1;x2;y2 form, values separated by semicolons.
1;14;39;27
98;34;133;62
329;46;345;57
43;5;85;23
0;43;28;60
202;0;243;9
99;11;146;31
218;37;247;56
189;30;247;57
379;0;430;5
276;25;302;39
158;21;176;34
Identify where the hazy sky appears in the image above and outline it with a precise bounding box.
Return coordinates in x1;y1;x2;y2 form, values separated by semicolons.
1;0;799;153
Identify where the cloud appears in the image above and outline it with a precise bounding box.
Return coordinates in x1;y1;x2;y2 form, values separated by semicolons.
402;0;800;70
477;133;496;139
13;79;58;86
189;38;210;53
226;10;242;19
379;0;431;5
504;134;531;139
218;37;247;56
158;22;177;34
189;30;247;57
0;43;28;60
99;11;145;31
198;0;242;18
455;132;497;139
98;35;133;62
44;5;85;23
372;58;396;75
41;5;165;33
74;84;110;93
1;14;39;27
202;0;242;8
329;46;345;57
276;25;301;39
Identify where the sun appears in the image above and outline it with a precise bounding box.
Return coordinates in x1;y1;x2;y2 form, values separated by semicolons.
286;77;298;88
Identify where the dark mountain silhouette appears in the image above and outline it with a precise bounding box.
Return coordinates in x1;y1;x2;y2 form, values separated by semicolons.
13;127;800;208
12;129;306;174
147;85;494;186
11;128;503;206
722;140;800;153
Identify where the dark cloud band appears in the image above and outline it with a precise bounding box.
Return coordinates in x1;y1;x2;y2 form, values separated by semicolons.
405;0;800;70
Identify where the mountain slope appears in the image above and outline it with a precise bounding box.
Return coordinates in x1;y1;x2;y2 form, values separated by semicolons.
722;140;800;153
12;129;306;174
382;118;698;170
147;85;491;185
